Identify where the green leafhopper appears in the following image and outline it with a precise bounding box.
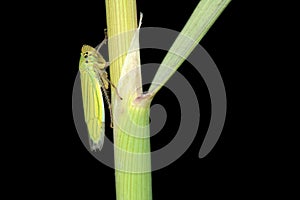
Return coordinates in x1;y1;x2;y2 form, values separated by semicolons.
79;34;121;151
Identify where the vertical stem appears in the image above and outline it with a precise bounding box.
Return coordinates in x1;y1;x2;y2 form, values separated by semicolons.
105;0;137;85
105;1;152;200
114;102;152;200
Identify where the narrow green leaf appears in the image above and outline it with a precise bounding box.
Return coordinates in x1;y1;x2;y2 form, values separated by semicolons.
149;0;231;94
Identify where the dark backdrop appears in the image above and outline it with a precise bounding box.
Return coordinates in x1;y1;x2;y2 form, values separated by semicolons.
14;0;284;199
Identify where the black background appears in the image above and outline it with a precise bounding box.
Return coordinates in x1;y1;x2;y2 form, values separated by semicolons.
13;0;290;198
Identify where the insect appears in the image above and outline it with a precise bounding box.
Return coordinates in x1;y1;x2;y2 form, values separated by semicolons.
79;33;122;151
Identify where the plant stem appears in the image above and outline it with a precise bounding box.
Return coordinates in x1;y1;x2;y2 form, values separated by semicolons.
114;101;152;200
105;0;231;199
105;1;152;200
105;0;137;85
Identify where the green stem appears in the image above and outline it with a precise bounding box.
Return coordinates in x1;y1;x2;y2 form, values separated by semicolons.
105;0;137;85
105;1;152;200
114;101;152;200
105;0;231;199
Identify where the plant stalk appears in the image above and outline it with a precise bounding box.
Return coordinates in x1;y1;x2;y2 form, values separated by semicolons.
105;1;152;200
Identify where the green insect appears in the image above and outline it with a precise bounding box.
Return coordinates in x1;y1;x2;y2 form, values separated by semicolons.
79;33;121;151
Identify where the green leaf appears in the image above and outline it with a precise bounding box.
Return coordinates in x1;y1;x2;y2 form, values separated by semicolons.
149;0;231;94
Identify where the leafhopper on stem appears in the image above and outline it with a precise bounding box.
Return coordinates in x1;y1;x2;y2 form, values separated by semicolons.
79;32;122;151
